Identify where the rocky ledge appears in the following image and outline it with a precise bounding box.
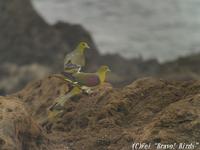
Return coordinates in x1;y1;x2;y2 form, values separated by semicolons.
0;75;199;149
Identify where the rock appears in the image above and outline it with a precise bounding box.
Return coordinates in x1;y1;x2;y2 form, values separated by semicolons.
158;53;200;81
0;0;64;66
0;96;50;150
136;95;200;144
13;75;200;150
0;63;51;94
14;75;70;123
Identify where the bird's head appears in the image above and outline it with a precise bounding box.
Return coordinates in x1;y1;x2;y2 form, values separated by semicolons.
77;42;90;53
98;65;111;74
97;65;111;83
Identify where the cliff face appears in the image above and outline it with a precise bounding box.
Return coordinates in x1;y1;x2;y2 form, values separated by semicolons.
6;75;199;150
0;0;57;65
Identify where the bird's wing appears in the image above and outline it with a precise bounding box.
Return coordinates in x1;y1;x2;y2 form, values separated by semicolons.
64;53;80;72
64;52;85;66
73;73;100;87
71;53;85;66
64;52;73;64
61;71;76;81
64;52;84;73
64;62;81;71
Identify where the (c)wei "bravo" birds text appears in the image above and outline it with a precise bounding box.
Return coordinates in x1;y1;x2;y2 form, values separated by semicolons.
131;142;199;150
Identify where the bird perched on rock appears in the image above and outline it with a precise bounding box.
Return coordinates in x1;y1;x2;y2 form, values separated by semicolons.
63;65;111;88
64;42;90;74
50;66;110;112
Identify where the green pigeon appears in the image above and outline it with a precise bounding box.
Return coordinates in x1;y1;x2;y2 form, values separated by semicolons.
64;42;90;74
50;66;110;112
63;65;111;87
48;66;111;117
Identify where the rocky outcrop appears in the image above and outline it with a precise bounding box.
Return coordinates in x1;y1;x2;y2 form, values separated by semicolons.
11;75;200;150
158;53;200;81
15;75;70;123
0;0;61;66
0;63;50;94
0;96;49;149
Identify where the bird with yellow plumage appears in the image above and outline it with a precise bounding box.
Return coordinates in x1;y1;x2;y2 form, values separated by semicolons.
48;42;111;121
64;42;90;74
63;65;110;87
50;65;110;111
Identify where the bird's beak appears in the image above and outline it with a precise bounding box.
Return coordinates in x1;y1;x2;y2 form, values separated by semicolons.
86;44;90;49
107;69;111;72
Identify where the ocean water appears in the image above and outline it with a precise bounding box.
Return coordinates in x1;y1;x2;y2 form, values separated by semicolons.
32;0;200;62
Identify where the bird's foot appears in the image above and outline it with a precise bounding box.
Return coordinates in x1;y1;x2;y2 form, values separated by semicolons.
81;87;93;95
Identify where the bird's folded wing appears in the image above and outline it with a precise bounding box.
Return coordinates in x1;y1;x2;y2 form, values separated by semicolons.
73;73;100;87
64;63;81;70
61;71;76;81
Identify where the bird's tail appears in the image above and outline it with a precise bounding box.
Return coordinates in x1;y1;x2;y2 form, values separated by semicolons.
55;92;73;107
46;86;82;123
50;86;82;110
